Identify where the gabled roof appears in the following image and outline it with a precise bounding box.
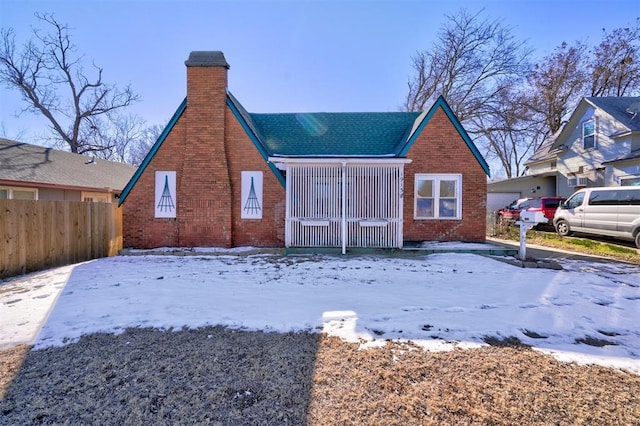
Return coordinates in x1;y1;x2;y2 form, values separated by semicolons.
0;138;136;192
585;97;640;132
119;94;489;206
548;96;640;151
524;125;565;166
231;93;489;173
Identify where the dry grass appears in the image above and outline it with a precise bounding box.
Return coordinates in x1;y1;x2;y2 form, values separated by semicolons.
493;225;640;265
307;337;640;425
1;328;639;424
0;344;29;399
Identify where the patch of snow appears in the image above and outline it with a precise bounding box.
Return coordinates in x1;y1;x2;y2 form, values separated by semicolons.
1;252;639;374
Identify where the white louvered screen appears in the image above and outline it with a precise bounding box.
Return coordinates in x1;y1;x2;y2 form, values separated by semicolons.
285;162;404;250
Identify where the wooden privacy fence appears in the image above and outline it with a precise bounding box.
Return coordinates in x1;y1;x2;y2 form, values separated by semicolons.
0;200;123;279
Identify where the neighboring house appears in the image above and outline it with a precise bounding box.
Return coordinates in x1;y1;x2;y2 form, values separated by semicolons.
488;96;640;210
119;51;490;251
0;138;137;203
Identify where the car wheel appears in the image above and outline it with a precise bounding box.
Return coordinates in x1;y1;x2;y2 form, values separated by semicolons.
635;231;640;249
555;220;571;236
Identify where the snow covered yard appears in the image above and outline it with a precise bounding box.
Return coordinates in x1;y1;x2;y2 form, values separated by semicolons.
2;250;639;374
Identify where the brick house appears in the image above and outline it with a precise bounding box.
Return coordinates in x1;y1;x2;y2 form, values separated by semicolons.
119;51;489;251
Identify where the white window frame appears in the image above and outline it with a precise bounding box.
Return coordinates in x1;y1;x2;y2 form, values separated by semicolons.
81;191;111;203
0;186;38;200
582;120;596;150
414;173;462;220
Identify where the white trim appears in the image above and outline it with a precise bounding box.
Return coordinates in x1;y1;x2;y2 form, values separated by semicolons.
301;220;331;227
269;157;412;166
582;119;596;150
414;174;462;220
359;220;388;227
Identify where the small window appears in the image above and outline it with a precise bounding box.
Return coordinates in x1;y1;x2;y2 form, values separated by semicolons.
82;192;111;203
583;120;595;150
621;177;640;187
0;186;37;200
414;174;462;220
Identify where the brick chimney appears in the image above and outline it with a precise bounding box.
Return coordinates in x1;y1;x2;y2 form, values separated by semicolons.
179;51;233;246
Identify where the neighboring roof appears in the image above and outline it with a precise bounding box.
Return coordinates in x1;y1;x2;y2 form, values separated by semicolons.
585;97;640;132
119;94;490;206
0;138;136;192
602;148;640;164
524;126;566;166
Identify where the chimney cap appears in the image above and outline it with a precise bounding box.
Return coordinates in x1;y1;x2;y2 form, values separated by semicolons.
185;51;230;68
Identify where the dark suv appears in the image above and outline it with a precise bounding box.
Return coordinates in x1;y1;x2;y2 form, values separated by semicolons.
497;197;564;225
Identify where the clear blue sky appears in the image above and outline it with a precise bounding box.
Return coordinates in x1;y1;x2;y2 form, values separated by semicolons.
1;0;639;144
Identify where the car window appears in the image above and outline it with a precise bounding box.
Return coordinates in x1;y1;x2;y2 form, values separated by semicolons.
589;190;619;206
519;200;530;209
529;199;541;208
542;199;561;208
565;192;585;209
620;189;640;205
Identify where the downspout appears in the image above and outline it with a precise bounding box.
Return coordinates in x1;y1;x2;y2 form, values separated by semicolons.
341;161;347;255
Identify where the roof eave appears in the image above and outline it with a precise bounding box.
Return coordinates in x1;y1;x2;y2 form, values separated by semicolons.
226;95;286;187
397;96;490;177
0;178;121;194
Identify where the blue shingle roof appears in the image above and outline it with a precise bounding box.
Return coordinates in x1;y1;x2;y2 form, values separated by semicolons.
586;97;640;132
251;112;421;157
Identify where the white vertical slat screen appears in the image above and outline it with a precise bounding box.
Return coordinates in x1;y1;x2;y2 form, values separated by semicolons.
286;163;403;249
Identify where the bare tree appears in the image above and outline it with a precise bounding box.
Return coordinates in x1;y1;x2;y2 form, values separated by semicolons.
0;13;139;155
404;9;530;126
590;19;640;96
92;116;164;166
525;41;588;134
129;123;163;166
470;88;547;178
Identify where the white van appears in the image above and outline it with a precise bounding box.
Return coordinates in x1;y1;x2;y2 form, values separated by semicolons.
553;187;640;248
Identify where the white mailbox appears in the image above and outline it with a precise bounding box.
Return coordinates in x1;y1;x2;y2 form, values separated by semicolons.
515;211;546;261
519;211;547;224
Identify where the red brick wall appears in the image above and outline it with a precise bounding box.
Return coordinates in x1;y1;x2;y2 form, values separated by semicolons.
123;118;186;248
225;107;285;246
403;107;487;242
123;61;285;249
178;65;232;246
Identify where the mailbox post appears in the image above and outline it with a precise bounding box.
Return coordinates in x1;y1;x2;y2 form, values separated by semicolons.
515;211;547;260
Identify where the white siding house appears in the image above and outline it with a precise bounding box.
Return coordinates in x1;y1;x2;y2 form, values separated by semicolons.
489;97;640;203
